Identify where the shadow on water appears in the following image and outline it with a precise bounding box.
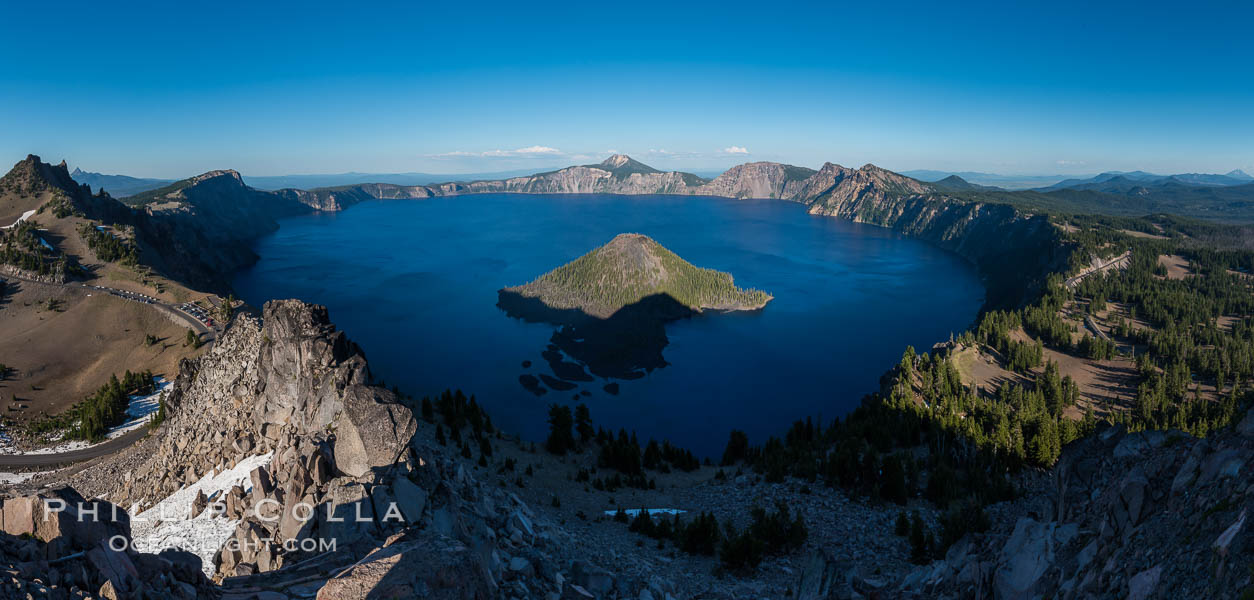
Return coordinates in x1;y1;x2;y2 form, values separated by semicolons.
497;290;729;393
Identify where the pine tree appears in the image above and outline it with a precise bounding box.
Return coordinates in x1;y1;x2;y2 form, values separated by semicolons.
575;403;594;443
545;404;576;455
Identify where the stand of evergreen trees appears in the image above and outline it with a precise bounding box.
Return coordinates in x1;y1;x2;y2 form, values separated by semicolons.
78;223;138;265
421;389;497;465
66;370;156;441
617;502;807;572
542;402;700;490
0;221;71;277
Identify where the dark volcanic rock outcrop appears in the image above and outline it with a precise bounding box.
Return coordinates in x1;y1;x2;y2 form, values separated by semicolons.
132;170;314;290
810;412;1254;600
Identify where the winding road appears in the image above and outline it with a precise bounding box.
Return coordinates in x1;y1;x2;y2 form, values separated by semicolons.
0;272;216;468
1065;250;1131;290
0;427;149;468
1;270;215;339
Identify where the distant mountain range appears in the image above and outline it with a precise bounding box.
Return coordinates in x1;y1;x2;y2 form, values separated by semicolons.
69;168;174;198
69;167;561;197
239;169;543;191
1037;170;1254;192
900;170;1074;190
903;168;1254;191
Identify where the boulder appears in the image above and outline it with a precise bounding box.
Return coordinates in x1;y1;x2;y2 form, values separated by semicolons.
1;489;131;556
1111;469;1150;535
1170;453;1202;496
1112;431;1165;460
796;550;849;600
1197;449;1245;486
87;540;140;597
571;560;615;597
309;450;333;487
1;495;38;537
1127;565;1162;600
190;489;208;519
318;480;377;553
332;385;417;478
1237;408;1254;438
157;548;206;585
391;477;428;524
1213;509;1247;559
250;465;274;498
315;532;494;600
993;518;1056;600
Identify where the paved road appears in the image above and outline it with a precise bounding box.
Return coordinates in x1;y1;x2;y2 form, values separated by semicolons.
0;427;149;468
0;273;216;468
1085;315;1112;341
1;271;216;340
1065;250;1131;290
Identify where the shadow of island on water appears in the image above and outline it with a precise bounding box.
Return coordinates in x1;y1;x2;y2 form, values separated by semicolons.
498;289;762;395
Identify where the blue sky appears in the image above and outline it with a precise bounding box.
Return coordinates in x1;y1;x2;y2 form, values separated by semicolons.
2;0;1251;178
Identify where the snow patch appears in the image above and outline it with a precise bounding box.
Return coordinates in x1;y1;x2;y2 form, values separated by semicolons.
0;470;53;485
0;377;170;455
130;452;273;576
1;209;36;229
603;508;687;517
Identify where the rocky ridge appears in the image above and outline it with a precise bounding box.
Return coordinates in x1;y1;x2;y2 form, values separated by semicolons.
279;156;1066;308
823;415;1254;600
3;299;637;599
4;153;1066;304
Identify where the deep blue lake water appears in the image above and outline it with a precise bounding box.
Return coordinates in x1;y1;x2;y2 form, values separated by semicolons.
233;194;984;458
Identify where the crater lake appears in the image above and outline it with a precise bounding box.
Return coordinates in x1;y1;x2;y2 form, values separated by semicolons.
233;193;984;457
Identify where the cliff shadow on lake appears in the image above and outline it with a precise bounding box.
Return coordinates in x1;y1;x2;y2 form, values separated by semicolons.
498;289;757;391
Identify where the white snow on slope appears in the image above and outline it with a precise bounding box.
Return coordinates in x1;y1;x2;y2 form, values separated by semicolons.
602;508;687;517
1;209;36;229
0;378;169;456
129;452;273;576
0;470;53;485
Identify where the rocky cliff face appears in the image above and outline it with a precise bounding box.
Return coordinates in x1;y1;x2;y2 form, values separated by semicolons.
427;156;705;197
13;299;620;598
280;155;708;210
796;166;1066;307
695;159;1065;308
695;161;818;199
128;170;313;290
275;157;1062;308
79;300;414;511
848;415;1254;600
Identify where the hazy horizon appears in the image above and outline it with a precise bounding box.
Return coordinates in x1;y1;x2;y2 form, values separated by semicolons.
51;157;1254;186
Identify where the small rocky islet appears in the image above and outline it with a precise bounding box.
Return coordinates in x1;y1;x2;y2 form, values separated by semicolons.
500;232;772;319
499;233;772;390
